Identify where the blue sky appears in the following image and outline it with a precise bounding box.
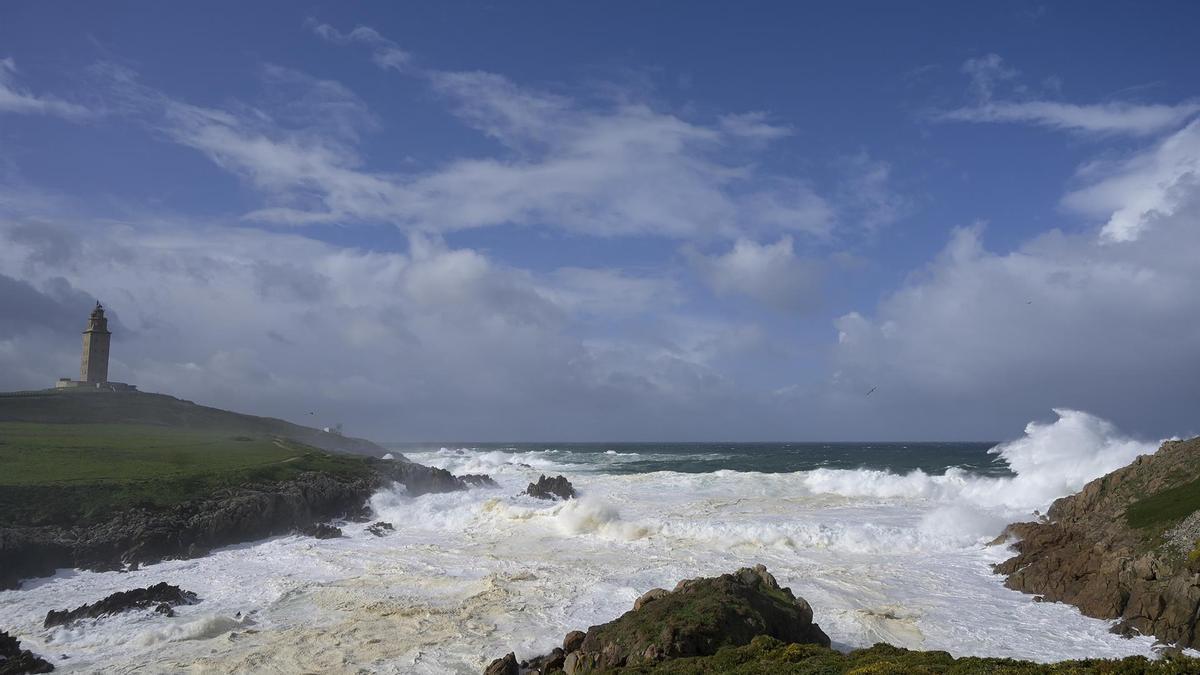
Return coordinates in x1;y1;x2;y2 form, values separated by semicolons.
1;2;1198;441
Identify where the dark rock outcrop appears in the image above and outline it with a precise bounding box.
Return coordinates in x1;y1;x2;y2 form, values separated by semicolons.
44;582;197;628
461;474;499;488
488;565;828;674
484;652;519;675
524;475;575;501
365;521;395;537
0;631;53;674
995;437;1200;648
299;523;342;539
1;462;494;590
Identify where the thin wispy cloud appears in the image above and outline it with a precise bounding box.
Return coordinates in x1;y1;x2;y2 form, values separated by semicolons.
0;57;91;119
90;27;894;241
935;54;1199;137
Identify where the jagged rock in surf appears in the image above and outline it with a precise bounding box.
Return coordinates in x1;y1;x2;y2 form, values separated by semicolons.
43;582;197;628
523;475;576;501
365;521;395;537
483;652;518;675
299;523;342;539
460;474;499;488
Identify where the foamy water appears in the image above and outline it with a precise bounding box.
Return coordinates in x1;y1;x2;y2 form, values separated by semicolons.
0;410;1171;673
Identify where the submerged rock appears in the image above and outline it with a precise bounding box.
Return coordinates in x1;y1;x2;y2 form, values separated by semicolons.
0;630;54;674
43;582;197;628
486;564;828;674
299;523;342;539
365;521;395;537
523;475;576;501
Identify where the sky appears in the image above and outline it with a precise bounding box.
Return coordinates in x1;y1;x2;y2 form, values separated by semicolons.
1;1;1197;441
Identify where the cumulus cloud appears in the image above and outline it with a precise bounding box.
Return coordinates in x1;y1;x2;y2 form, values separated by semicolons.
1063;120;1200;242
828;182;1200;438
0;57;90;119
937;54;1200;137
688;237;822;312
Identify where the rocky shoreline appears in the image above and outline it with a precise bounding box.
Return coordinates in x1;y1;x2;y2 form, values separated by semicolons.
0;458;495;591
484;565;1200;674
994;437;1200;649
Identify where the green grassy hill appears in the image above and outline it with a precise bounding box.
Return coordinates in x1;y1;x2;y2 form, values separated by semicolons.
0;388;385;456
0;421;374;527
0;389;385;527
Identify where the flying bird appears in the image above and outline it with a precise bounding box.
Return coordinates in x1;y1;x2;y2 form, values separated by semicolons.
866;386;878;397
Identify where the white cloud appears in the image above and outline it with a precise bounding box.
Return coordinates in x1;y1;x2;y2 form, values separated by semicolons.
940;100;1200;137
308;22;411;71
828;182;1200;437
128;25;873;241
1063;120;1200;242
938;54;1199;137
718;112;792;142
0;57;90;119
688;236;822;311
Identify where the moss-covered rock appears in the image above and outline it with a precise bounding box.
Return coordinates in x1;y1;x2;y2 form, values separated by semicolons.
489;565;828;674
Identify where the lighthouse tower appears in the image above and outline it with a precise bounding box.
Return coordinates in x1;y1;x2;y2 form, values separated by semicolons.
80;302;111;383
55;302;136;391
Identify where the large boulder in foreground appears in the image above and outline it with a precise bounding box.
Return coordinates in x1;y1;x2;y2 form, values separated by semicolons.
485;565;828;674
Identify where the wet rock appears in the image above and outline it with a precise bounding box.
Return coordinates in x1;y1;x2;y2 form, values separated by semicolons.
523;475;575;501
43;582;197;628
299;523;342;539
491;564;828;673
562;630;585;654
460;474;499;488
365;521;395;537
0;630;53;674
483;651;518;675
519;648;564;674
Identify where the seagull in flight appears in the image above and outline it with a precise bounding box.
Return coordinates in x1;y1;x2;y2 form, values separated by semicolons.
866;386;878;397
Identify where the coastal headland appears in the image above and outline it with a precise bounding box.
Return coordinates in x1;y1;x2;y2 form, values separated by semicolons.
0;388;492;591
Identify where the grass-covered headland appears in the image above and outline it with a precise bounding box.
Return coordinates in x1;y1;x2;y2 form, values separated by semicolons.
0;421;372;527
0;388;482;591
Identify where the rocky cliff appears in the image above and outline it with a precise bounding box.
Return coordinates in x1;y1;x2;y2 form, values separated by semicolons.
995;436;1200;647
0;460;492;590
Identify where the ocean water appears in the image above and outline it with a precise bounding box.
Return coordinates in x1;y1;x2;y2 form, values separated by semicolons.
0;409;1169;673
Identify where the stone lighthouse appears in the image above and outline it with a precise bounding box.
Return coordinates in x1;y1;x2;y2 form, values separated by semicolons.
80;302;111;383
56;302;136;391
